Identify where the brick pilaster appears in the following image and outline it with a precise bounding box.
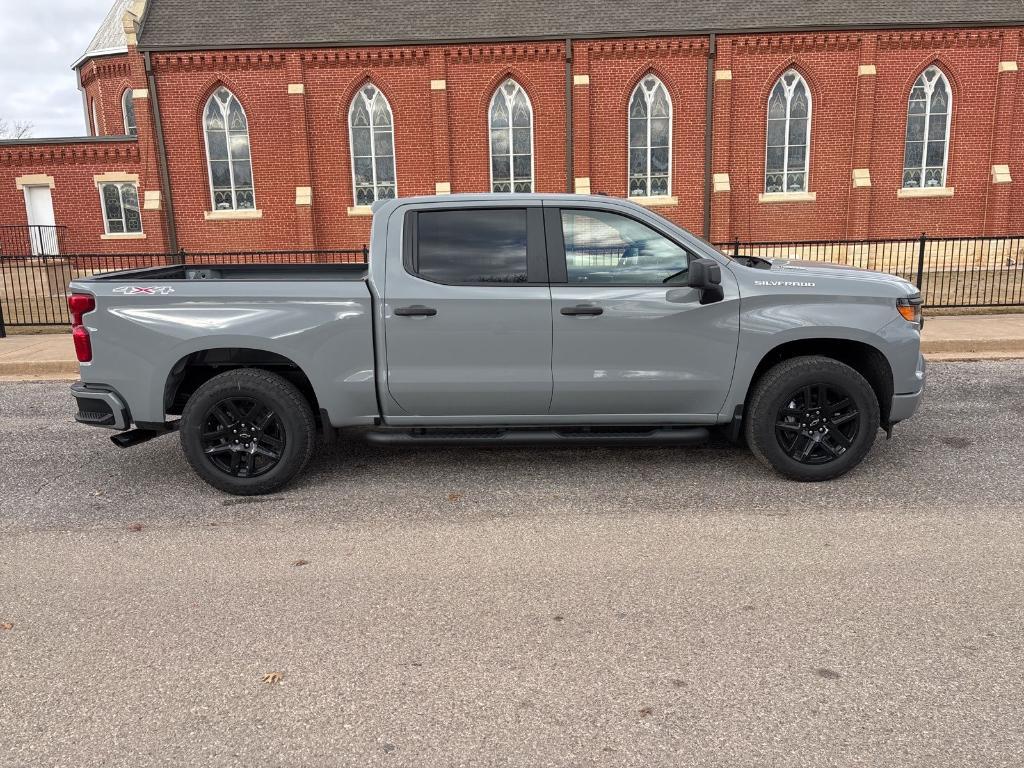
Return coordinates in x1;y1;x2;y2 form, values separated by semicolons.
709;37;733;242
845;34;878;239
983;33;1019;236
286;53;316;248
428;49;452;193
571;43;591;193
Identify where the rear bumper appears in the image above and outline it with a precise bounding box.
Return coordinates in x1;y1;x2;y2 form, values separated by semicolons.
889;353;926;423
70;382;130;431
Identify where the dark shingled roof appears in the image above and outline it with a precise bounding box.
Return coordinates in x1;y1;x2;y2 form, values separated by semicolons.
137;0;1024;50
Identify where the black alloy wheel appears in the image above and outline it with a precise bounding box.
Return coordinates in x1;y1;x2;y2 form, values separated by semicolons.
200;397;287;477
744;355;880;482
774;383;860;465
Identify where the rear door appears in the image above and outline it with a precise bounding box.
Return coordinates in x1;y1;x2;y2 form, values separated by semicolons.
382;204;553;418
546;204;740;418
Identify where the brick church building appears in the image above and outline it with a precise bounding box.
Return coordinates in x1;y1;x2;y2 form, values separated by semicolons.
0;0;1022;256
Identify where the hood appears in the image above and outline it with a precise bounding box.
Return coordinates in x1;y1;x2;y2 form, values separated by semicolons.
767;258;917;288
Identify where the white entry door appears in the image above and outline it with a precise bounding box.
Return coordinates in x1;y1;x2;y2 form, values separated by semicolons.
23;185;58;255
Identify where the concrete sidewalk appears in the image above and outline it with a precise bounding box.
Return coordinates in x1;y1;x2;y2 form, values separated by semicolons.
1;314;1023;379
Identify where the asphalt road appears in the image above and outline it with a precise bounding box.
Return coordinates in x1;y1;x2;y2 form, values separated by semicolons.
2;361;1023;767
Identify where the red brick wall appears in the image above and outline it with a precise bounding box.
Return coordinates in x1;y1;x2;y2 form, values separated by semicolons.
0;139;167;254
0;26;1021;253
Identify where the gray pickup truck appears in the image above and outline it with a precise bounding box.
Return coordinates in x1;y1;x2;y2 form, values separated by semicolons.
69;194;925;495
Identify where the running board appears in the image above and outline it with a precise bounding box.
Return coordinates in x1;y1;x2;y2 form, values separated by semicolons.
364;426;710;447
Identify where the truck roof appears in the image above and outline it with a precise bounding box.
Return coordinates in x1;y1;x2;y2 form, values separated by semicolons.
370;192;639;215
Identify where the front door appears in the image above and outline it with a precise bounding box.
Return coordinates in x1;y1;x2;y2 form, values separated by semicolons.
23;185;58;255
382;204;553;418
547;205;740;418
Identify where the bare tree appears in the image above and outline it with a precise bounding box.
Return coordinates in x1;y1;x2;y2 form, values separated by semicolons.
0;117;34;140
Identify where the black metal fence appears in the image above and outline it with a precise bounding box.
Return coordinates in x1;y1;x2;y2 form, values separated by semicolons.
713;233;1023;309
0;247;367;335
0;225;66;258
1;233;1022;335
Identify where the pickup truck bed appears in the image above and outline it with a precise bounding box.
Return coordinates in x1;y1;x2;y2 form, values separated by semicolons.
88;262;369;282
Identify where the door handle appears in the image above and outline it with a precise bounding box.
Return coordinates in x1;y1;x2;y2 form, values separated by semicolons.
560;304;603;316
394;305;438;317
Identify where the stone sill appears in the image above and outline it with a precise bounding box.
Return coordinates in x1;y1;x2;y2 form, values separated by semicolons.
204;209;263;221
628;195;678;208
347;205;374;217
897;186;954;199
101;232;146;240
759;191;817;204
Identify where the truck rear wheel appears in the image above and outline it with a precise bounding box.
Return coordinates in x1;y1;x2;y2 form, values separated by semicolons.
180;368;316;495
745;356;880;482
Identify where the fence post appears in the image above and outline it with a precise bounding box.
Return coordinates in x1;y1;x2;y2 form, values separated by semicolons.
176;249;187;266
915;232;927;288
733;238;740;258
363;244;369;262
0;295;6;339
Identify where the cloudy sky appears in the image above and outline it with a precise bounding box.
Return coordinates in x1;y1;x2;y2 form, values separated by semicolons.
0;1;115;137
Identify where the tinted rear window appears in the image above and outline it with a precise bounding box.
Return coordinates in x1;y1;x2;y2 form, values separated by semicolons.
416;209;528;284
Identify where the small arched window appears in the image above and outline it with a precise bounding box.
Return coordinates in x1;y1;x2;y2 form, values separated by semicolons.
203;87;255;210
765;69;811;194
349;84;397;206
122;89;137;136
628;75;672;198
489;79;533;193
903;66;951;189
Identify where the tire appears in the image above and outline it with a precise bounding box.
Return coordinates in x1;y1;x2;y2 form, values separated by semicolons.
180;368;316;495
744;356;880;482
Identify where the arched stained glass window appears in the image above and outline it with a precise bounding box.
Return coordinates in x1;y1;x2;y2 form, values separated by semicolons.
765;70;811;194
349;84;397;206
122;89;137;136
628;75;672;198
902;66;951;189
489;79;533;193
203;87;255;210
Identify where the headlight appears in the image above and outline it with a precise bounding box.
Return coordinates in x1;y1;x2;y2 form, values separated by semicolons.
897;295;923;326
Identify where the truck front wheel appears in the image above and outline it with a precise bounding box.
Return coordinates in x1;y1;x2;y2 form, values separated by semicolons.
180;368;316;495
745;356;880;481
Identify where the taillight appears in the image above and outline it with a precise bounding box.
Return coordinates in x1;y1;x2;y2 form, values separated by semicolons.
68;293;96;363
68;293;95;326
72;325;93;362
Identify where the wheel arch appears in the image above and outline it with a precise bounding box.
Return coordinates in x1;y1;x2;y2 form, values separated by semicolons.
744;338;894;426
163;347;321;422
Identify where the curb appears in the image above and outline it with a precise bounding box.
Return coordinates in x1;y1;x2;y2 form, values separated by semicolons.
0;361;79;379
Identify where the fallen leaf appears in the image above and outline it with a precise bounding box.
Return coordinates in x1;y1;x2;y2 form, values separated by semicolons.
262;672;283;684
639;706;654;718
447;493;463;502
813;667;841;680
127;522;144;532
0;622;13;631
552;615;564;622
292;559;310;567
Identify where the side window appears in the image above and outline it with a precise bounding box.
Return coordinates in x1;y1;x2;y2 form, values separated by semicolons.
414;209;529;284
99;182;142;234
560;209;690;284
